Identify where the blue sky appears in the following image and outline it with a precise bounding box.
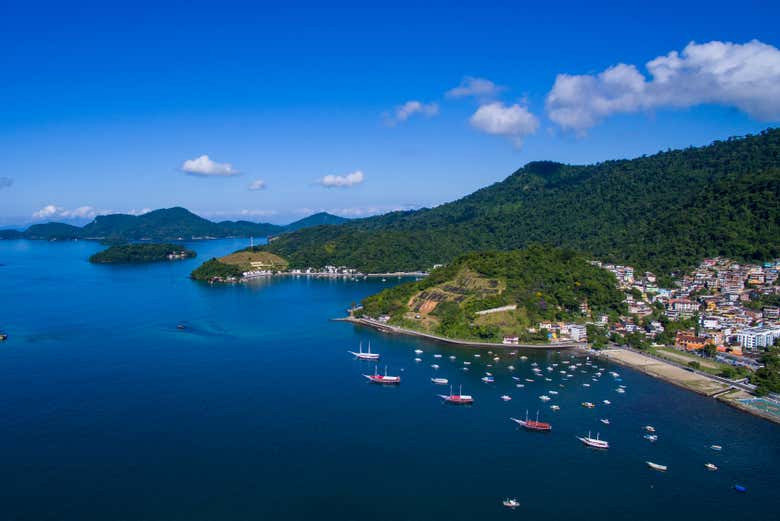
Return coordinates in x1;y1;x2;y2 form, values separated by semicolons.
1;1;779;226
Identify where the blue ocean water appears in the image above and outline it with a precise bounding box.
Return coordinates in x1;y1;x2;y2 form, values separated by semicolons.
0;239;778;521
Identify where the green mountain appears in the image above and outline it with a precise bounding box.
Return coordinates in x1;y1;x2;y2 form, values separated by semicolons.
357;246;625;343
1;208;348;241
89;243;197;264
263;129;780;275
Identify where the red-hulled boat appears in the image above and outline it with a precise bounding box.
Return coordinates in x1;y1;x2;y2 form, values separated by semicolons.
510;410;552;432
438;384;474;404
363;366;401;384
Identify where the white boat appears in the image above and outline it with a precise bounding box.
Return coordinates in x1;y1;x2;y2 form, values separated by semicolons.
431;364;440;370
582;383;590;388
414;357;422;363
485;372;493;376
434;354;442;359
603;400;611;405
550;405;560;411
502;498;520;509
500;395;512;402
464;361;472;366
474;354;481;358
644;425;656;433
643;434;658;442
414;349;423;354
431;377;449;385
481;376;494;383
600;418;610;425
582;402;595;408
539;395;551;401
449;355;456;361
577;431;609;449
348;341;380;360
646;461;667;472
544;378;552;382
507;365;515;371
520;356;528;360
615;388;625;394
438;384;474;405
710;444;722;451
705;463;718;471
515;384;525;388
363;366;401;384
548;390;558;395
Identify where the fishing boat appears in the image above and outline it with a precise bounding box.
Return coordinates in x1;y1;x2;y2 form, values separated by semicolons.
481;376;495;383
644;425;656;433
582;402;595;408
363;366;401;384
500;395;512;402
577;431;608;449
502;498;520;509
646;461;667;472
705;463;718;471
348;342;380;360
600;418;610;425
511;410;551;431
710;444;722;451
431;377;449;385
438;385;474;405
643;434;658;442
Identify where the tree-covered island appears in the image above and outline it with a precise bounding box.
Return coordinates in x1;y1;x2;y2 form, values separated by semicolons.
89;243;196;264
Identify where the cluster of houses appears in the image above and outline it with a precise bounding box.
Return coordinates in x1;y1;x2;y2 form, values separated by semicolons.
592;258;780;365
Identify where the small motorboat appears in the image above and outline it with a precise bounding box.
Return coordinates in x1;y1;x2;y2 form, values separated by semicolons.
582;402;595;408
734;484;747;493
439;384;474;405
507;365;515;371
603;400;611;405
485;372;493;376
616;388;626;394
515;383;525;388
548;390;558;395
449;355;456;361
481;376;495;384
577;432;608;449
474;354;481;358
582;383;590;388
462;367;470;372
544;377;552;382
525;378;534;383
600;418;610;425
705;463;718;471
500;395;512;402
348;342;380;360
539;395;551;401
431;364;440;370
463;361;472;366
520;356;528;360
644;425;656;433
512;376;521;381
363;366;401;384
0;332;8;341
176;324;186;330
431;377;449;385
414;357;422;363
434;354;442;359
643;434;658;442
414;349;423;354
646;461;667;472
502;498;520;509
710;444;722;451
550;405;560;411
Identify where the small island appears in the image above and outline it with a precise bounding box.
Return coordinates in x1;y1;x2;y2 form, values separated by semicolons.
190;248;288;281
89;243;196;264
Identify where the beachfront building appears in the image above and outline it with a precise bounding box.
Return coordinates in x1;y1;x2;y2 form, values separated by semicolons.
735;326;780;351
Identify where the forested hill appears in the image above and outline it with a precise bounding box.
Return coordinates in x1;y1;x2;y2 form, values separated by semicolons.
263;129;780;275
0;208;348;241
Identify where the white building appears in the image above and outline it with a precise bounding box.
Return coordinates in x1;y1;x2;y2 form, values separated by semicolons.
735;326;780;351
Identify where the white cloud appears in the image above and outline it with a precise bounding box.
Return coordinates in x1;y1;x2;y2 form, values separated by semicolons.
469;102;540;147
386;100;439;125
248;179;267;191
0;177;12;189
319;170;365;188
181;155;240;176
446;76;504;101
32;205;111;220
546;39;780;132
127;208;152;216
239;209;277;217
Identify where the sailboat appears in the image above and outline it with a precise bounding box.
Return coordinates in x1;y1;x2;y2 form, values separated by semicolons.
348;341;380;360
510;410;552;431
438;384;474;404
363;366;400;384
577;431;609;449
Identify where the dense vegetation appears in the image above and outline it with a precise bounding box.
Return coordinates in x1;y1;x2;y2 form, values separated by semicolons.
89;243;196;264
190;258;244;281
263;129;780;275
0;208;348;241
358;246;625;342
751;346;780;396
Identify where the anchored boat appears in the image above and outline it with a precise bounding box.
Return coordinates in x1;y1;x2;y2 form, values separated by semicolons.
646;461;667;472
502;498;520;509
363;366;400;384
348;341;380;360
438;384;474;405
511;410;552;432
577;431;608;449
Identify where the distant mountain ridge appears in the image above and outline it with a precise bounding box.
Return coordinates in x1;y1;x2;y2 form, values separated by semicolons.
0;208;348;241
262;128;780;275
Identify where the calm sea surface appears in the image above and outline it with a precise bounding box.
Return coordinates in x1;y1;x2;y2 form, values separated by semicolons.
0;239;778;520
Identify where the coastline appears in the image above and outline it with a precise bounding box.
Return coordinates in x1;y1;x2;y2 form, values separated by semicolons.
595;348;780;425
336;315;584;350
